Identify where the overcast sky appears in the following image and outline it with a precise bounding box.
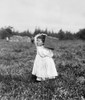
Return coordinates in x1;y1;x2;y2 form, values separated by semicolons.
0;0;85;32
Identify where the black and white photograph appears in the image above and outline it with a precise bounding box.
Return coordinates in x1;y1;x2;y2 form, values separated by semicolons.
0;0;85;100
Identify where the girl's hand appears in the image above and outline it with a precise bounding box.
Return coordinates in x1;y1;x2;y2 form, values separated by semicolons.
52;50;56;58
31;37;34;43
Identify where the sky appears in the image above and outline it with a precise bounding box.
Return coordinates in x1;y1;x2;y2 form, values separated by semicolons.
0;0;85;33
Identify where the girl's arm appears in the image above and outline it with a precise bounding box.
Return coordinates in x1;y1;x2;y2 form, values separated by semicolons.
34;34;42;46
38;47;53;58
44;48;53;57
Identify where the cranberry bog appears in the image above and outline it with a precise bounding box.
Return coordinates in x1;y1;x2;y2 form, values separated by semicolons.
0;40;85;100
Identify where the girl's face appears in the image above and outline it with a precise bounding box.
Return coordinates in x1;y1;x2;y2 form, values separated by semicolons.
37;38;43;46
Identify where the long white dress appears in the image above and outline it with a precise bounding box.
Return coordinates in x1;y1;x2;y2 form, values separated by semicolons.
32;34;58;80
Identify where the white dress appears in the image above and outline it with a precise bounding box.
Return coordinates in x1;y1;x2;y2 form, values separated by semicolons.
32;34;58;80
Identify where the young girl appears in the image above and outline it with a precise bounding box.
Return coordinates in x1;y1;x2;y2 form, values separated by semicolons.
32;33;58;82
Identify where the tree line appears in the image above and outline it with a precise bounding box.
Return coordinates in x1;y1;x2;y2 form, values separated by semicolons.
0;26;85;40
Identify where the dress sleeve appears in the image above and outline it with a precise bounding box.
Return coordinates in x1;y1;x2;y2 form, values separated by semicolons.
43;48;53;57
38;47;53;58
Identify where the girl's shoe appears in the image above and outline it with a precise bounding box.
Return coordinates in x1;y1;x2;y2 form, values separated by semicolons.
36;77;42;81
31;75;37;82
35;80;41;83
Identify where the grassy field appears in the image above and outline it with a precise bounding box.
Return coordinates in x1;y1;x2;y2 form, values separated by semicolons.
0;39;85;100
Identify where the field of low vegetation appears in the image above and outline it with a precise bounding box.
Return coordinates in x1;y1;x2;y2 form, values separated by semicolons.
0;39;85;100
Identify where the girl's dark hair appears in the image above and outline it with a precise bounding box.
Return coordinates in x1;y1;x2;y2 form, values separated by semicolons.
37;34;46;43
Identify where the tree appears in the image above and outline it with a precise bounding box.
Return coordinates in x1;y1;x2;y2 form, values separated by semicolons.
20;30;32;37
76;29;85;40
57;29;65;40
0;26;13;39
65;31;74;40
